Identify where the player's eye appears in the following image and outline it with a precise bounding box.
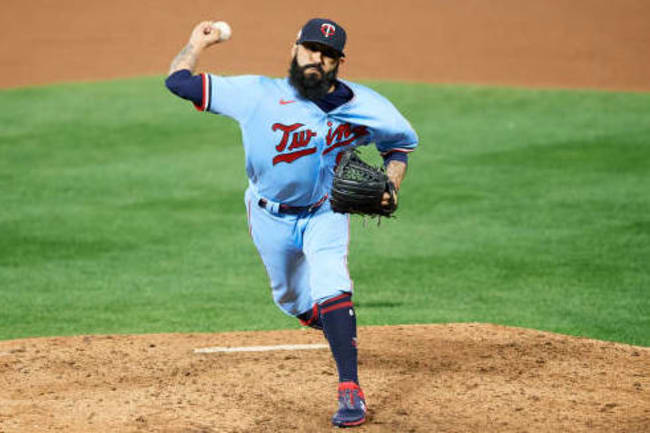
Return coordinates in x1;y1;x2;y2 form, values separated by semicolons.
303;43;339;59
322;48;339;59
303;43;320;53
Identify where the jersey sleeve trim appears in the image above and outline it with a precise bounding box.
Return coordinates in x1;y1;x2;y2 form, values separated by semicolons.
193;73;211;112
380;147;416;157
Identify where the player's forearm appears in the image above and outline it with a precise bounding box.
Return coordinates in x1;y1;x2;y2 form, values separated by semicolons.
386;160;407;191
169;21;227;75
169;43;203;75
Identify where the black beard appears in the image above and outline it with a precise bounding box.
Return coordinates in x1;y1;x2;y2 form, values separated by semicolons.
288;57;339;101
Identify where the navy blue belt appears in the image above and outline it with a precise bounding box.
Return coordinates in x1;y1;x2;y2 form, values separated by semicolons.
258;195;328;215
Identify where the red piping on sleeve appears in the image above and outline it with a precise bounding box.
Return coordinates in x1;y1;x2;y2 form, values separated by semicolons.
193;73;209;112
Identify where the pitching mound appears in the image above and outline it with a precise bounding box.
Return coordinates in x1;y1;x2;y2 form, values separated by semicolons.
0;323;648;432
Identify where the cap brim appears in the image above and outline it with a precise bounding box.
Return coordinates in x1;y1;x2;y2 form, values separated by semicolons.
297;38;345;57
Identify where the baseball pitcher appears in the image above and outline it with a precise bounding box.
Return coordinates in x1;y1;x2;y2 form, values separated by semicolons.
165;17;418;427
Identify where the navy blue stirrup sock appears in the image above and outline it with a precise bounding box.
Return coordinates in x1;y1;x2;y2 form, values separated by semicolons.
319;293;358;384
297;304;323;330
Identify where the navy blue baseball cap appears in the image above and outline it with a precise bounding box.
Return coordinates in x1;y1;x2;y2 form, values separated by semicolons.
296;18;347;57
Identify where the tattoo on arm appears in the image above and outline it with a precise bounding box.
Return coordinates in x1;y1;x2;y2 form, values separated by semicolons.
386;160;407;191
169;43;199;75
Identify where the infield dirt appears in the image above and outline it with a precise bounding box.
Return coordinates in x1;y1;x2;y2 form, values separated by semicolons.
2;0;650;91
1;324;649;432
1;1;649;432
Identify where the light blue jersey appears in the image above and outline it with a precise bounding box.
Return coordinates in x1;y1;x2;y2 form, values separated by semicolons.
193;73;418;316
197;74;418;206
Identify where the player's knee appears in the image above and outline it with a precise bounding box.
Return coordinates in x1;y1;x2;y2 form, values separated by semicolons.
318;292;353;316
297;304;323;330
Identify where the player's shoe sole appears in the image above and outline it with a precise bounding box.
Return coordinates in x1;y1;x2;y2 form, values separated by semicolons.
333;417;366;428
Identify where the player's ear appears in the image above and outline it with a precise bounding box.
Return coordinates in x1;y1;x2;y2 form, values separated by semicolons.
338;57;346;66
291;44;298;58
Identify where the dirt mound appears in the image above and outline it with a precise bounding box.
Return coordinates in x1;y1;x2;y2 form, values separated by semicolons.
1;324;648;432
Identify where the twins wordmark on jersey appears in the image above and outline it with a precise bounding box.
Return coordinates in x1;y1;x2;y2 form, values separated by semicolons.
271;121;369;165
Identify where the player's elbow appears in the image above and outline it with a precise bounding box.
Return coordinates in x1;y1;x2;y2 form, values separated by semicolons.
165;70;189;97
164;75;174;93
164;70;204;105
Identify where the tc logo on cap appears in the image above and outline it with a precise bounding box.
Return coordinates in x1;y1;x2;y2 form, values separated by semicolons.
320;23;336;38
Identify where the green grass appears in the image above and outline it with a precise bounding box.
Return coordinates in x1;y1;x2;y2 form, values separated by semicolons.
1;77;649;345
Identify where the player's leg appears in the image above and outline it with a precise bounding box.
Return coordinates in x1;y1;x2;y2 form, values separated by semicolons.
296;302;323;330
245;190;313;316
303;206;366;427
304;206;356;382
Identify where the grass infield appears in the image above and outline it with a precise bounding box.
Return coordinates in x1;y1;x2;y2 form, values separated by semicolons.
1;77;649;345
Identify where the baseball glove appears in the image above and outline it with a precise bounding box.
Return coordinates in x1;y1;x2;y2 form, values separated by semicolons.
330;150;397;217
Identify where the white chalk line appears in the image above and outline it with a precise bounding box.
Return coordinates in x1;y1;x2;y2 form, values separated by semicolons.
194;343;329;354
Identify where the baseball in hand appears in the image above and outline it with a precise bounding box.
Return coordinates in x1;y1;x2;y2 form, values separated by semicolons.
211;21;232;41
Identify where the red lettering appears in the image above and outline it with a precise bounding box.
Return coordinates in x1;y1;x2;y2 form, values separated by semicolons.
326;123;353;146
335;150;345;167
289;130;317;150
323;124;369;155
271;122;319;164
272;123;304;152
273;147;318;165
